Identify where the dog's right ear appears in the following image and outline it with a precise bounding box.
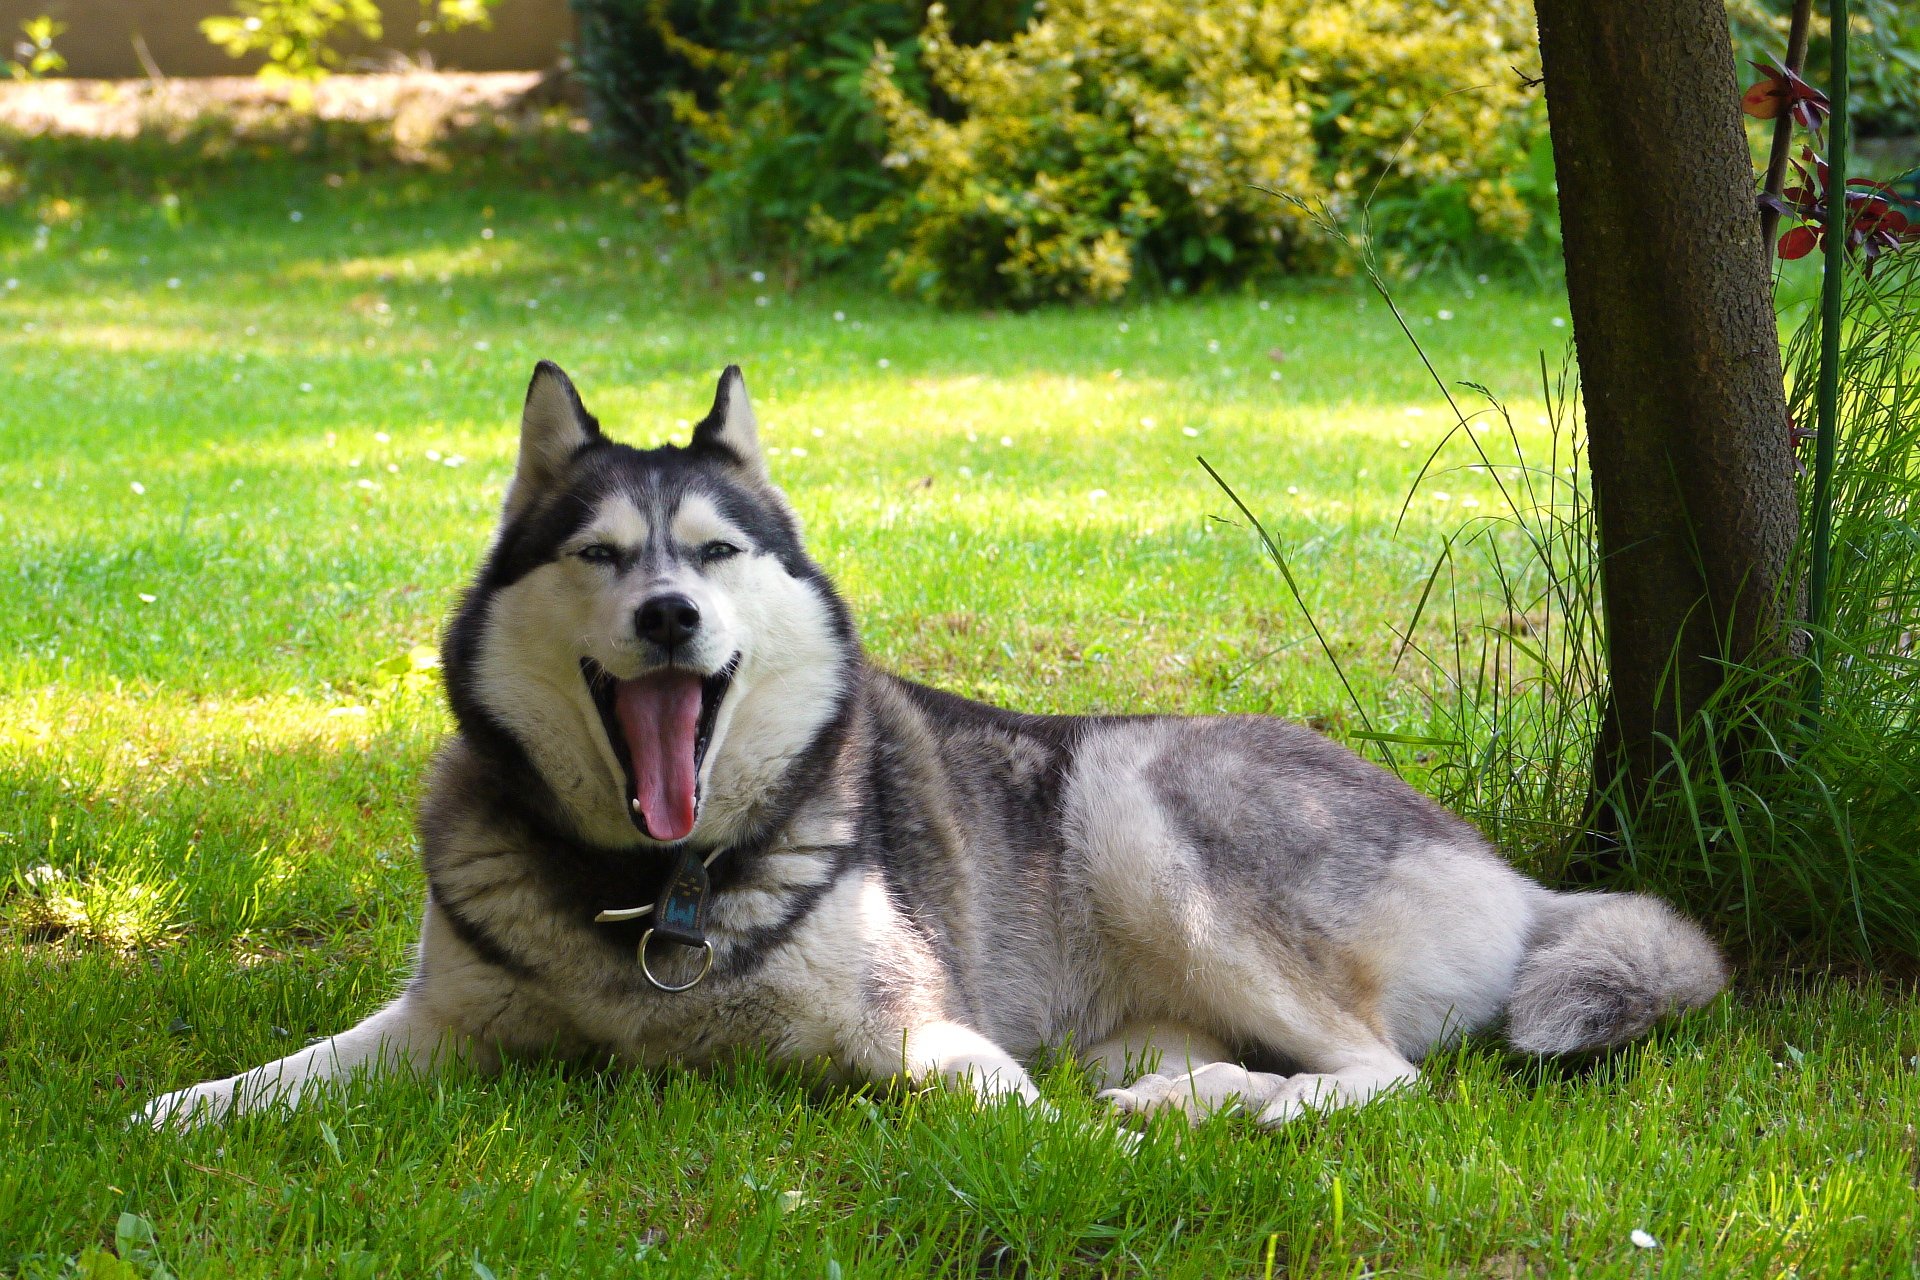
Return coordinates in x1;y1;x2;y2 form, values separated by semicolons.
504;360;601;521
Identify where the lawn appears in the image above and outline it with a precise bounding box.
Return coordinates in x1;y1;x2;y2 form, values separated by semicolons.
2;137;1916;1278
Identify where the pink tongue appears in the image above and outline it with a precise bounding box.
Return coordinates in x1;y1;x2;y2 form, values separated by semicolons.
613;671;704;842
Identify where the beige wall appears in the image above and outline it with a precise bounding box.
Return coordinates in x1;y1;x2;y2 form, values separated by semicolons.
2;0;573;78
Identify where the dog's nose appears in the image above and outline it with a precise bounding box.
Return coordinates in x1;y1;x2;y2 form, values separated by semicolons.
636;593;701;649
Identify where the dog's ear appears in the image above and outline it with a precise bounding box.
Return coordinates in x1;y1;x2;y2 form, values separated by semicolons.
505;360;601;520
689;365;769;482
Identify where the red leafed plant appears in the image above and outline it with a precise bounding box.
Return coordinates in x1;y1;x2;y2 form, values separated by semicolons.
1741;59;1831;129
1760;148;1920;275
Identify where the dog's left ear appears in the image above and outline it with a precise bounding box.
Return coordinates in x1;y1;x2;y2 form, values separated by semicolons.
690;365;769;482
505;360;602;521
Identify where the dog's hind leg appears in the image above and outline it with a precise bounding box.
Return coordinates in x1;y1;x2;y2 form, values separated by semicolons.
1098;999;1418;1127
1080;1021;1231;1089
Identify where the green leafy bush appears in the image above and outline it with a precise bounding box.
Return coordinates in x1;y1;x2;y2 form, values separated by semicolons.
202;0;502;80
863;0;1548;306
573;0;933;270
5;15;66;81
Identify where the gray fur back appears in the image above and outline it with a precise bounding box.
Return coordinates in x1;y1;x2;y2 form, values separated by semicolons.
1506;892;1729;1055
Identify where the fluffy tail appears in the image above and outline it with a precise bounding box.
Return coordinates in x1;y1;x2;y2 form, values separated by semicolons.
1506;892;1729;1055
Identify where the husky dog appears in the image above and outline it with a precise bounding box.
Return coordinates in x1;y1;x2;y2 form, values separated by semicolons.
142;363;1727;1130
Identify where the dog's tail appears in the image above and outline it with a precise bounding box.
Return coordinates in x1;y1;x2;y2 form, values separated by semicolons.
1505;890;1728;1055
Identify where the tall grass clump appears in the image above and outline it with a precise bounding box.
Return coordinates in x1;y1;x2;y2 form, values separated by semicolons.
1606;251;1920;971
1232;234;1920;973
1385;355;1607;877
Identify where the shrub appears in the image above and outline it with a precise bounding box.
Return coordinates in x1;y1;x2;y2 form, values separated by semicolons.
200;0;503;80
863;0;1547;306
573;0;930;270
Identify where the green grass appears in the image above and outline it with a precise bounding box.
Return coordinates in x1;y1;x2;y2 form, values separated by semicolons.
3;134;1917;1278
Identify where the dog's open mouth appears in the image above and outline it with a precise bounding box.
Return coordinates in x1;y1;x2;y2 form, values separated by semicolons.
581;655;738;842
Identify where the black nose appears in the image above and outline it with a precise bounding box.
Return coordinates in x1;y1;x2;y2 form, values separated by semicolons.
636;593;701;649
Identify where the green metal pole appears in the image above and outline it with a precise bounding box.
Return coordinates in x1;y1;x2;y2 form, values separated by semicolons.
1806;0;1848;714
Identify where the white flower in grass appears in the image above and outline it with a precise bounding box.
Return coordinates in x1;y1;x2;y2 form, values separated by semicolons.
1432;491;1452;503
788;447;808;458
289;211;303;222
473;340;490;351
1630;1229;1658;1250
356;478;378;490
130;482;145;495
166;278;181;290
138;593;157;604
1438;309;1453;320
755;296;770;307
1460;496;1480;508
1181;427;1199;438
1139;416;1155;429
375;431;391;443
750;270;766;283
999;436;1013;447
299;383;313;393
1551;316;1566;328
878;358;890;368
1089;489;1108;501
442;455;466;467
426;449;442;462
833;311;845;322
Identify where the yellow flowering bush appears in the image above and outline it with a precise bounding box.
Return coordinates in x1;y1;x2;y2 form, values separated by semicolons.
865;0;1546;306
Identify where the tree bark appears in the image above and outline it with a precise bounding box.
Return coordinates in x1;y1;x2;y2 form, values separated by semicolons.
1532;0;1798;847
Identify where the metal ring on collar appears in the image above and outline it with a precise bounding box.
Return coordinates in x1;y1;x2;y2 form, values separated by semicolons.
638;928;714;994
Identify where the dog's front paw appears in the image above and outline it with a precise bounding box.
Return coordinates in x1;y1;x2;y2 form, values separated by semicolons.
135;1079;237;1132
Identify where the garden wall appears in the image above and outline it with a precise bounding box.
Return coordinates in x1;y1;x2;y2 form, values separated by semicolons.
2;0;572;77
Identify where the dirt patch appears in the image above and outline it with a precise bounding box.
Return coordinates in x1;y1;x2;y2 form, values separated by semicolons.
0;71;572;149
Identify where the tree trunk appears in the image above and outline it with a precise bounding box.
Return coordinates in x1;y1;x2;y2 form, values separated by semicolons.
1532;0;1798;849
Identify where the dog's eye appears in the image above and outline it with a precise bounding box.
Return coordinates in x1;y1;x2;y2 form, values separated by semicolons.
576;544;618;565
700;540;741;565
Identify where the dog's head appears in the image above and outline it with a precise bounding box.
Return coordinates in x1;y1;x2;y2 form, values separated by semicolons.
444;363;854;850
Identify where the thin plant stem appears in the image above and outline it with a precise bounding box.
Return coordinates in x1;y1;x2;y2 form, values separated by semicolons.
1807;0;1849;713
1758;0;1815;259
